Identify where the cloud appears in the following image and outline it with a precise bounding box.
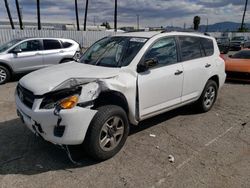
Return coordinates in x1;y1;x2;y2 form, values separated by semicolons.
0;0;249;28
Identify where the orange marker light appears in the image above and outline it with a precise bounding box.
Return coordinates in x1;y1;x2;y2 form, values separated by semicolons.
59;95;79;109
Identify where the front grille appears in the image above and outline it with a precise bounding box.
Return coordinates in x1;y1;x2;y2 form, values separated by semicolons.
17;84;35;109
226;71;250;80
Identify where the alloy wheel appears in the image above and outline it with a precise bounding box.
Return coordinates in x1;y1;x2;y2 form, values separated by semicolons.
99;116;125;152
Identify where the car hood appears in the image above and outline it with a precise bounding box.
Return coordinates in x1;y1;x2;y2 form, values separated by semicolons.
19;62;121;95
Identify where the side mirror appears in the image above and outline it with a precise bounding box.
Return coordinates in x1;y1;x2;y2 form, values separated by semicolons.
137;58;159;73
229;55;232;58
12;48;22;54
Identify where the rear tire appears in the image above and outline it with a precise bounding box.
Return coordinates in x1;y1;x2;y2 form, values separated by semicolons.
84;105;129;161
196;80;218;112
0;65;10;85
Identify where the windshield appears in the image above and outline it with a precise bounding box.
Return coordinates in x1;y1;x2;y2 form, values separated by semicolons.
232;36;244;41
79;36;148;67
232;50;250;59
0;39;22;53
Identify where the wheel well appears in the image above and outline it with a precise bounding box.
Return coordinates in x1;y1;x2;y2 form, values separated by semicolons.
209;75;219;87
93;91;129;114
59;58;73;64
0;62;12;74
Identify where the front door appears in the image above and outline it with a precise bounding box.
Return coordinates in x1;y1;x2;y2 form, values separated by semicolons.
138;37;184;119
9;40;44;72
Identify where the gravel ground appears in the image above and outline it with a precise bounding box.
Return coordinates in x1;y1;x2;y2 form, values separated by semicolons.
0;80;250;188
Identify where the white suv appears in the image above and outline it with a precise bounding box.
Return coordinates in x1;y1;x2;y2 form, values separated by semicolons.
15;32;226;161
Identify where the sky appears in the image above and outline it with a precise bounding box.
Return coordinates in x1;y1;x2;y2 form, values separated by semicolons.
0;0;249;28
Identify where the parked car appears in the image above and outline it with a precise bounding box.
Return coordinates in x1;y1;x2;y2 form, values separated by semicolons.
222;50;250;81
15;32;226;161
241;41;250;49
216;37;230;54
230;36;249;51
0;38;80;84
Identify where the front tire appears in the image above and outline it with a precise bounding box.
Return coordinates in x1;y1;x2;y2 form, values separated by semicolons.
196;80;218;112
84;105;129;161
0;65;10;85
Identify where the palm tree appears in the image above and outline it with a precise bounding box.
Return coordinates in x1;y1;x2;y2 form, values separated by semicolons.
83;0;89;31
114;0;117;32
240;0;248;31
4;0;15;29
15;0;23;29
37;0;41;30
75;0;80;31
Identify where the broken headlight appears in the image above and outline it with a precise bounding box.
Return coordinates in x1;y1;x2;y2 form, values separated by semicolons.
40;81;101;110
40;87;81;109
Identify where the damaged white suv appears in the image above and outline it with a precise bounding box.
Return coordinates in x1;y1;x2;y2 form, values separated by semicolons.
15;32;226;161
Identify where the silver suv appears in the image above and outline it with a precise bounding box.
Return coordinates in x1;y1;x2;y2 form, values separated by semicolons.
0;38;80;84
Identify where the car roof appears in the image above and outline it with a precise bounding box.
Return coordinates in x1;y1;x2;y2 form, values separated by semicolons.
115;31;213;39
115;31;161;38
15;37;74;41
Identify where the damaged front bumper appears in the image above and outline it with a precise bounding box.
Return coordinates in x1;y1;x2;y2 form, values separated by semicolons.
15;94;97;145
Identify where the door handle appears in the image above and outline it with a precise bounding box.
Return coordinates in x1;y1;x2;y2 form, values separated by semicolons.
59;50;64;53
35;52;41;55
175;70;183;75
205;63;211;68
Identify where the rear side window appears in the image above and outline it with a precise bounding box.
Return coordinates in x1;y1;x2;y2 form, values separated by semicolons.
43;40;61;50
62;41;73;48
201;38;214;56
179;36;202;61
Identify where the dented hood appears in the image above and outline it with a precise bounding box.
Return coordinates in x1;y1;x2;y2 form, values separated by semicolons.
19;62;120;95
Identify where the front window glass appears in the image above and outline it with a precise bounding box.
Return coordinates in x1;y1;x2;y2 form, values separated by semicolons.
79;36;147;67
144;37;177;65
0;39;22;53
14;40;42;52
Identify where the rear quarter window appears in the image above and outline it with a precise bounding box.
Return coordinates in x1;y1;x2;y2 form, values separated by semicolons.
62;41;73;48
201;38;214;56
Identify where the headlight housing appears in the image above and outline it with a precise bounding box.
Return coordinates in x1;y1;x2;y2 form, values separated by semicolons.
40;81;102;110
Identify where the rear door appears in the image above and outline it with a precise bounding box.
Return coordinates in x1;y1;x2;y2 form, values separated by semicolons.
179;36;213;102
138;37;184;119
41;39;64;66
9;39;44;72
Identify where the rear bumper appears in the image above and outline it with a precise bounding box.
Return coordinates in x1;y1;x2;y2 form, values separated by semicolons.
15;94;97;145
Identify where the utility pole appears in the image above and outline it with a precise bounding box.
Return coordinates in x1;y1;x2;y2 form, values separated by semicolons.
205;18;208;32
84;0;89;31
114;0;117;32
15;0;23;29
240;0;248;31
75;0;80;31
4;0;15;29
136;14;140;30
37;0;41;30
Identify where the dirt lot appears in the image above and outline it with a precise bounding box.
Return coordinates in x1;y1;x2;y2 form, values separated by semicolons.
0;80;250;188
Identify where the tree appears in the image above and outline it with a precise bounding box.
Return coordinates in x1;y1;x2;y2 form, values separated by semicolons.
15;0;23;29
101;22;111;29
75;0;80;31
37;0;41;30
240;0;248;32
84;0;89;31
4;0;15;29
193;16;200;31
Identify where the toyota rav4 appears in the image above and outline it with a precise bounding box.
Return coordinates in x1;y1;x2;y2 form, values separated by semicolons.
15;32;226;161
